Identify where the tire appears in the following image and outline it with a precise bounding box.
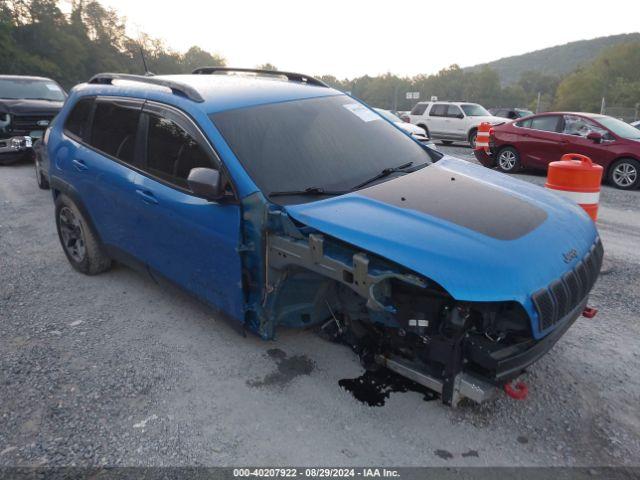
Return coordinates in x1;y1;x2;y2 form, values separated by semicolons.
468;129;478;149
55;194;112;275
608;158;640;190
496;146;522;173
441;140;454;145
34;158;49;190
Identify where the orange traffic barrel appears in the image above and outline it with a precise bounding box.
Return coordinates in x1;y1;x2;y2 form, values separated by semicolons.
545;153;603;221
475;122;491;151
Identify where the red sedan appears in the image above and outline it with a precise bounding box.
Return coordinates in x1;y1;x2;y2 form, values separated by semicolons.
476;112;640;190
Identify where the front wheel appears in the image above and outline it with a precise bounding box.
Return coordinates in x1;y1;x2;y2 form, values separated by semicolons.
34;157;49;190
608;158;639;190
496;147;522;173
468;130;477;149
55;195;112;275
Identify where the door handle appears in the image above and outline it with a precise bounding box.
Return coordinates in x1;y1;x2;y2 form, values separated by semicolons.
72;159;88;171
135;189;158;205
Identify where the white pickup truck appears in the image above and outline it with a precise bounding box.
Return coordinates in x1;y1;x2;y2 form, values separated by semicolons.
407;101;506;148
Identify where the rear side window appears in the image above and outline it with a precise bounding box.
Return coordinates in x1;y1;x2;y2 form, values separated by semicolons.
145;114;212;188
529;115;561;133
411;103;428;115
430;104;448;117
90;101;140;164
64;98;93;140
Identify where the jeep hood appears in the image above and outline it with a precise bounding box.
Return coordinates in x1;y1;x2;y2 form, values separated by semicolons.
0;98;64;116
284;157;598;309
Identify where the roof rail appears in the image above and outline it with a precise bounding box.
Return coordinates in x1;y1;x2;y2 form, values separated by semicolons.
191;67;329;88
87;73;205;103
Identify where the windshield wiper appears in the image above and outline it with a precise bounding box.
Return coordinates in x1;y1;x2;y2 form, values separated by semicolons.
268;186;349;198
351;161;414;190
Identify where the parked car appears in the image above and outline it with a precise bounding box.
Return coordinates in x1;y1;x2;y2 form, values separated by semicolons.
47;69;602;405
0;75;66;165
476;112;640;190
374;108;438;149
407;101;506;148
489;107;534;120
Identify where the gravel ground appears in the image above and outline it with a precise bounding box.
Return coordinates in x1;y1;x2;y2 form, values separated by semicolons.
1;146;639;467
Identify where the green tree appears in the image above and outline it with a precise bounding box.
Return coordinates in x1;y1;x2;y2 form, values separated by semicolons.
256;62;278;71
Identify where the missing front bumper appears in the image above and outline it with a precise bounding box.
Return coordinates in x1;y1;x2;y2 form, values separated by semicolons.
375;354;498;406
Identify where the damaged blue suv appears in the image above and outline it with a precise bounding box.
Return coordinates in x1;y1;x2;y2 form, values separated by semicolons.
47;68;603;405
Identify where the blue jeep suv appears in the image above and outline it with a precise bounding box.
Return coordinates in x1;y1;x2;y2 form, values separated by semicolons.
47;68;603;405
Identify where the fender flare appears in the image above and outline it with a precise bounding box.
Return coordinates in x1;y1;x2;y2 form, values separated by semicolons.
50;176;105;247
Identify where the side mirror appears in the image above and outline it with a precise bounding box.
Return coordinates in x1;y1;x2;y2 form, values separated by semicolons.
457;113;464;119
187;167;224;201
586;131;602;143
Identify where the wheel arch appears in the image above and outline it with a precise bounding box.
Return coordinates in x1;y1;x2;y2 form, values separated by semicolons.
50;177;105;247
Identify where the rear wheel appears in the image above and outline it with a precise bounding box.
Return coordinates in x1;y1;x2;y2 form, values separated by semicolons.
608;158;639;190
55;195;112;275
496;146;521;173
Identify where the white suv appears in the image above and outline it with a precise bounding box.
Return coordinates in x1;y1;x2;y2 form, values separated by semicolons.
408;101;506;148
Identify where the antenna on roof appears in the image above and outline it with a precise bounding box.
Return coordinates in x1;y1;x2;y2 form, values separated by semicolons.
139;46;154;76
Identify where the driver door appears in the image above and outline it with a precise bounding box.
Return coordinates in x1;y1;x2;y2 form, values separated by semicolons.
559;114;615;162
133;102;244;321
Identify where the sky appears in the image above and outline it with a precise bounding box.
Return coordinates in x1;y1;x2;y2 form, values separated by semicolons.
91;0;639;79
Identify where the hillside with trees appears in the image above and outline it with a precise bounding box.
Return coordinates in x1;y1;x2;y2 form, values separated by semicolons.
0;0;638;119
466;33;640;85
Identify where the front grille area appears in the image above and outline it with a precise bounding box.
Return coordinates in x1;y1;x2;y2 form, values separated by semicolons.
11;114;55;134
532;238;604;332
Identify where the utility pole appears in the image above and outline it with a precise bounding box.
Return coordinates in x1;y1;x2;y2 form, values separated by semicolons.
536;92;541;113
393;83;399;112
600;97;606;115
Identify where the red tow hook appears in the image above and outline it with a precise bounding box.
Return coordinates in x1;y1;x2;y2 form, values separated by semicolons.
504;381;529;400
582;307;598;318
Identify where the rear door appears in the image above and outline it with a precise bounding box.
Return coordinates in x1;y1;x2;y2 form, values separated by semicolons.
61;96;145;253
132;102;244;320
519;114;564;169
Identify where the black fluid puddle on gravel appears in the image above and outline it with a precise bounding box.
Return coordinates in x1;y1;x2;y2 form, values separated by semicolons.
339;368;438;407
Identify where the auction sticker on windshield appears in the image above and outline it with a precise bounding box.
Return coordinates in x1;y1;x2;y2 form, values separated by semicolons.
342;103;380;122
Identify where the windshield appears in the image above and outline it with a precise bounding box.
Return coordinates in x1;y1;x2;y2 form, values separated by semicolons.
461;104;490;117
0;78;66;101
211;95;435;200
517;109;534;118
374;108;400;123
595;116;640;140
